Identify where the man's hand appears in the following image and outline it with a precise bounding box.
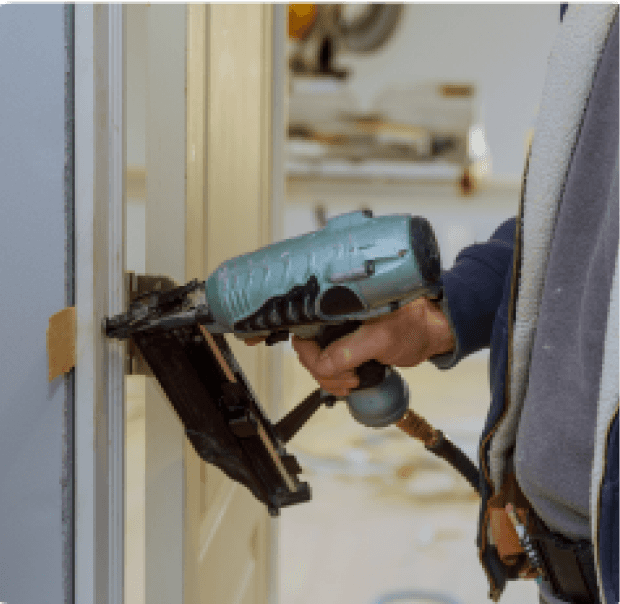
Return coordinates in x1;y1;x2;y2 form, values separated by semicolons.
244;297;454;398
292;298;454;397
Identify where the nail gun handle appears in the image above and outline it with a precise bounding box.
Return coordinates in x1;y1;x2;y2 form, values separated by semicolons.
315;322;388;390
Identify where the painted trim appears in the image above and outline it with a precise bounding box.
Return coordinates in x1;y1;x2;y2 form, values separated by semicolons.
186;3;207;283
74;7;96;600
203;7;276;604
268;9;288;604
143;6;186;602
106;6;126;602
184;9;206;600
75;5;125;603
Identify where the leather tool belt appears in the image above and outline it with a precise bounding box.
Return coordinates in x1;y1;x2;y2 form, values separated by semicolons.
489;473;600;603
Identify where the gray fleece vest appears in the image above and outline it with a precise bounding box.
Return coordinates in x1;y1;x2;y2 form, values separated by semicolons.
515;10;618;543
485;5;619;603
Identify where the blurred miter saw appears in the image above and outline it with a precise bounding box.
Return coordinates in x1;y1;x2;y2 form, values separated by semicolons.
288;3;404;79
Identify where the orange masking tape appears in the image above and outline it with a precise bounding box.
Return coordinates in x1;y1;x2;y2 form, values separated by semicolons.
47;306;76;382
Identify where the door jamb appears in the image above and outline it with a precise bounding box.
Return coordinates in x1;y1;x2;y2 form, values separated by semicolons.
74;5;126;603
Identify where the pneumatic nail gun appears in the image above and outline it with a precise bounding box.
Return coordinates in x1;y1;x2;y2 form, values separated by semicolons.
105;210;477;515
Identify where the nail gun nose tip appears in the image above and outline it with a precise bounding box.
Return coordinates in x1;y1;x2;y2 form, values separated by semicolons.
102;317;117;336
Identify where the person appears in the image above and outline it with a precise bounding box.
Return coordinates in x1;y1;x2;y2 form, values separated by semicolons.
252;5;618;603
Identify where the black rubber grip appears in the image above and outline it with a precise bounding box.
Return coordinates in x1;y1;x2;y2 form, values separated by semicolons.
316;322;388;390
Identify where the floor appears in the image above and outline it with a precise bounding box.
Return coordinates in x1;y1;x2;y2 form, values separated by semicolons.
277;351;539;604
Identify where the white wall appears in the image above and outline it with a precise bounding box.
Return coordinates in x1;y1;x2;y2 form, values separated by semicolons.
0;5;67;602
338;4;560;180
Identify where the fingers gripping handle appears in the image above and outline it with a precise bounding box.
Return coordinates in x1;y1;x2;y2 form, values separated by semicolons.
315;322;409;427
315;321;388;389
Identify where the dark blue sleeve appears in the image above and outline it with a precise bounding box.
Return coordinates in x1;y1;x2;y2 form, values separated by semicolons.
431;217;516;368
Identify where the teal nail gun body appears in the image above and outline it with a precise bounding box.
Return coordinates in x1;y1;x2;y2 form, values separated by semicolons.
205;210;441;341
105;210;443;513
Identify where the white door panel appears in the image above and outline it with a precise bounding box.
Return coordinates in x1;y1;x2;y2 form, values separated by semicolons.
124;5;278;604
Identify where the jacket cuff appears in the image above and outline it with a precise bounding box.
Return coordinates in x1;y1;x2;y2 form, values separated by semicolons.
428;291;461;370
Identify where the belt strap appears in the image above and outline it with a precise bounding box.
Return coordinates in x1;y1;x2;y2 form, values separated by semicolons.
486;473;601;602
532;526;600;604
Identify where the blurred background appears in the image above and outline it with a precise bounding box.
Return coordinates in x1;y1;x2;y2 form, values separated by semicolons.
278;5;557;604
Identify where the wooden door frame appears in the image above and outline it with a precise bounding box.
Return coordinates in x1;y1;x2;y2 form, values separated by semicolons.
143;5;187;602
74;4;125;604
268;5;289;603
186;4;287;604
73;4;286;603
